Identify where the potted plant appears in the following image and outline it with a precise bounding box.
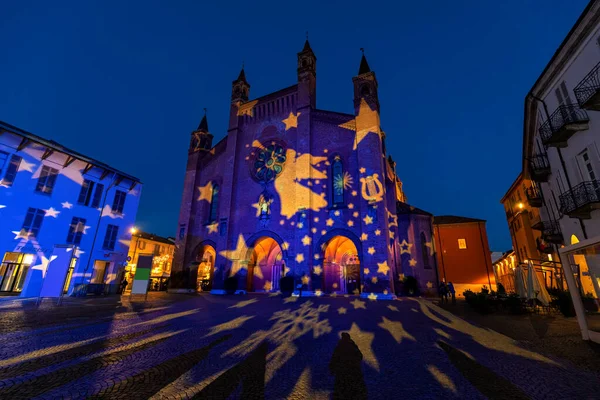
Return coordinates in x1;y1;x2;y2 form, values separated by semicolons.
279;276;294;297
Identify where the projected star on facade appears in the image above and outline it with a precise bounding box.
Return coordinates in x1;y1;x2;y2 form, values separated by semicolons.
301;275;310;285
363;215;373;225
367;247;375;255
353;211;359;218
364;268;370;275
207;223;218;234
347;220;354;227
282;111;301;130
197;182;213;202
425;241;434;255
301;235;312;246
377;260;390;275
399;239;413;255
61;201;73;209
219;234;248;274
282;241;290;250
368;292;378;300
326;218;334;227
359;167;366;174
389;231;394;239
264;281;273;291
371;277;378;284
387;305;399;312
337;307;347;315
19;159;36;173
12;230;30;240
387;210;398;227
296;253;305;263
375;229;381;236
31;255;58;274
426;281;433;289
409;258;417;267
360;233;368;241
44;207;60;218
351;190;358;197
313;266;322;275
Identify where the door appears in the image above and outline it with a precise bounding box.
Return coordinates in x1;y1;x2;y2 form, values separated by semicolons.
0;264;19;292
577;149;600;200
345;263;361;294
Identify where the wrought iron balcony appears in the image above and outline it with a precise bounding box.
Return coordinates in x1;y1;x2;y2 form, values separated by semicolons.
559;180;600;219
528;153;551;182
574;61;600;111
538;104;589;147
525;185;542;208
541;221;563;245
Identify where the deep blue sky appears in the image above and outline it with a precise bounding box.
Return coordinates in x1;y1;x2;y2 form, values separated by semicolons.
0;0;590;251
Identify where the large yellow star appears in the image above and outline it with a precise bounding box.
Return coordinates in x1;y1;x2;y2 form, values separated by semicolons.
363;215;373;225
301;235;312;246
378;317;416;343
197;182;213;202
399;239;413;255
387;210;398;228
282;111;301;130
377;260;390;275
219;234;247;262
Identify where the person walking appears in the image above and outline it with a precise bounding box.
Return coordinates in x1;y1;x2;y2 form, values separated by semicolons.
119;278;128;294
438;281;448;304
447;282;456;305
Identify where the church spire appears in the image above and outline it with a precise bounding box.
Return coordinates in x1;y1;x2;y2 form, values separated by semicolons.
231;65;250;103
358;48;371;75
297;35;317;109
197;108;208;132
236;66;248;84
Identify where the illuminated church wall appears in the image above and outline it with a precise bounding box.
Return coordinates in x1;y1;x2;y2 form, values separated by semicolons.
173;42;436;298
0;123;141;297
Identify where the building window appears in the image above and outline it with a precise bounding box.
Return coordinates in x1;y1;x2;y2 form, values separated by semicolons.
66;217;87;245
138;240;146;250
331;156;344;206
78;180;96;206
1;155;22;187
112;190;126;214
458;238;467;249
420;232;431;269
22;208;45;237
209;184;219;222
35;166;59;195
179;225;186;240
91;183;104;208
102;224;119;250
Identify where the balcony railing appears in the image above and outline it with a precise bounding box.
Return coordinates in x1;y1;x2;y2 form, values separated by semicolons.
541;220;563;245
528;153;551;182
525;185;542;208
559;180;600;218
538;104;589;147
574;61;600;111
529;211;543;230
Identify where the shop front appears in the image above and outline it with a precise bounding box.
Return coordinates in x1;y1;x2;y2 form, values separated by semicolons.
559;235;600;344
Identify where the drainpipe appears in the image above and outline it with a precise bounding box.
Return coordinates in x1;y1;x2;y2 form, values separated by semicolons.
528;94;588;240
478;222;493;288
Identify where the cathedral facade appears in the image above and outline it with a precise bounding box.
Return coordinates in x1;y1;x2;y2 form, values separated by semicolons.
172;41;438;298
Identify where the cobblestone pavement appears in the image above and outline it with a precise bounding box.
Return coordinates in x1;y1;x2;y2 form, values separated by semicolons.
0;293;599;399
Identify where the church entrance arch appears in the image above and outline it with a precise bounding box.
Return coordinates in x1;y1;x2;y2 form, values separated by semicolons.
195;243;216;292
245;234;285;292
322;235;361;294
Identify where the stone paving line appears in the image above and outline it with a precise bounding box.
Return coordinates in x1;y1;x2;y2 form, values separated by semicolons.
0;293;599;399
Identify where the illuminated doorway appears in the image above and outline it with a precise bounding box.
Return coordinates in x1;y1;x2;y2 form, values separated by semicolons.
322;236;361;294
247;237;283;292
196;244;216;292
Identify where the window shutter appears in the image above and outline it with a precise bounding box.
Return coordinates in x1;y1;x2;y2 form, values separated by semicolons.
91;183;104;208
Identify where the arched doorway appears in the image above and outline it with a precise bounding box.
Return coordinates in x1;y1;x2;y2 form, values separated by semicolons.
196;244;216;292
246;237;283;292
322;236;361;294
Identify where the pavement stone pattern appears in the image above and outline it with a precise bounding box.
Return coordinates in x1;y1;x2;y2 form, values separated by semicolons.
0;293;598;399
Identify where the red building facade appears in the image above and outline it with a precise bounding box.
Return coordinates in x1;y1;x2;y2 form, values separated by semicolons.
433;216;494;295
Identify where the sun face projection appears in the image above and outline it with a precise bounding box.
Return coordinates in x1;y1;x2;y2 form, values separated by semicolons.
251;142;328;219
333;171;353;195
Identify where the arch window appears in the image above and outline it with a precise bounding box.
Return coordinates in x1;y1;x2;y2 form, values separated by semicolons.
208;183;219;223
420;232;431;269
331;155;345;206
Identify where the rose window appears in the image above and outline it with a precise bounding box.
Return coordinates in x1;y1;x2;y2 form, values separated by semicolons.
253;143;286;182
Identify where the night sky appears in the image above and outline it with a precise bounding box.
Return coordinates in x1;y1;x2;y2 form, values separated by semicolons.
0;0;589;251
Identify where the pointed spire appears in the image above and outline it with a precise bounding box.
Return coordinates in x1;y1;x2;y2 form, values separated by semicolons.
236;66;247;83
358;48;371;75
302;32;313;52
197;108;208;131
